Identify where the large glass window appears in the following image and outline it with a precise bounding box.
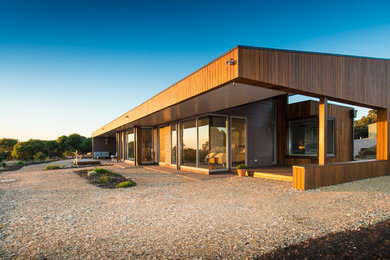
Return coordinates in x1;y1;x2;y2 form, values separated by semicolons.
208;116;227;169
198;117;210;168
181;119;197;167
289;118;335;155
141;128;153;163
127;129;135;161
171;124;177;164
180;116;227;170
231;118;246;167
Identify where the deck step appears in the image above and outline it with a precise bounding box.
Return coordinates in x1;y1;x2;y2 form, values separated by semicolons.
252;172;293;182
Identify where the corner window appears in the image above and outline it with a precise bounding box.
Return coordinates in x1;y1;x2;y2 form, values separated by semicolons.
289;118;335;156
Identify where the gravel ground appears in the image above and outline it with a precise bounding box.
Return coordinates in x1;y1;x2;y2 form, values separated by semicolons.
0;160;389;259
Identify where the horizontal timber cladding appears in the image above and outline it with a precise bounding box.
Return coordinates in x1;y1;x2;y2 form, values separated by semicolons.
277;98;353;165
293;160;390;190
93;48;239;137
238;47;390;108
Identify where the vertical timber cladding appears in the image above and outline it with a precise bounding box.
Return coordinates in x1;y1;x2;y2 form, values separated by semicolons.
238;47;390;108
158;125;171;165
276;97;353;165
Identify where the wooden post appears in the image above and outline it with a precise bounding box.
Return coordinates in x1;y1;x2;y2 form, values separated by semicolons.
135;127;142;166
318;97;328;165
377;109;388;160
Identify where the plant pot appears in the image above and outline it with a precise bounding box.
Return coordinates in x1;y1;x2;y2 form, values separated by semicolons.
237;169;247;177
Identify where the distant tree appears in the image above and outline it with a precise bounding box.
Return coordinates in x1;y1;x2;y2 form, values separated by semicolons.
65;134;84;152
0;151;6;162
0;138;18;160
56;135;68;152
33;152;46;162
45;140;62;158
79;137;92;154
12;140;48;161
354;109;377;139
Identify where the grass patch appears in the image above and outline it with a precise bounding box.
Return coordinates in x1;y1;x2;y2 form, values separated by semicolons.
115;181;136;188
45;165;60;171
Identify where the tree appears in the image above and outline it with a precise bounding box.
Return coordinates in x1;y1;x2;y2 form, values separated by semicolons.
12;140;48;161
0;138;18;160
354;109;377;139
33;152;46;162
79;137;92;154
65;134;83;152
0;151;6;162
56;135;68;152
46;140;62;158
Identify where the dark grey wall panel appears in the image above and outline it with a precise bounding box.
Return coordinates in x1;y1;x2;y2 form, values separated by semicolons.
93;137;116;155
216;99;274;167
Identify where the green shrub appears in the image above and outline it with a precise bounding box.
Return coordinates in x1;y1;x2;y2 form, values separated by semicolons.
16;161;24;167
63;151;74;157
236;164;247;169
1;162;6;167
33;152;47;162
45;165;60;170
90;168;115;175
99;176;109;183
115;181;136;188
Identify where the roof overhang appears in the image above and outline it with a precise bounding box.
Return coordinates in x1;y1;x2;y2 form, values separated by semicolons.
96;82;285;137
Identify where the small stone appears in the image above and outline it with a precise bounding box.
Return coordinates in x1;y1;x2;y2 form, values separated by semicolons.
87;171;97;177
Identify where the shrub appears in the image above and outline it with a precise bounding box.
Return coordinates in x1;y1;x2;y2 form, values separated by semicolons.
236;164;247;169
115;181;136;188
33;152;47;162
91;168;115;175
16;161;24;167
12;140;48;161
45;165;60;171
1;162;6;167
0;151;7;162
99;176;109;183
63;151;74;157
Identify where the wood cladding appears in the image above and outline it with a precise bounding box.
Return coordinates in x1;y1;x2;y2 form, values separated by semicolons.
293;160;390;190
318;97;328;165
238;47;390;109
158;125;171;165
377;109;388;160
277;98;353;165
93;48;239;137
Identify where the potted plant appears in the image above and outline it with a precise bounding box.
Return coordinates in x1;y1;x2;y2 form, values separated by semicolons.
236;164;247;177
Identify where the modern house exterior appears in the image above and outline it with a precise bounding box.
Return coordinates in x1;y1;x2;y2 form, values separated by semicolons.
92;46;390;190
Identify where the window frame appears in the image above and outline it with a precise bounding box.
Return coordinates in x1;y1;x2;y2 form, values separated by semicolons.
288;117;336;156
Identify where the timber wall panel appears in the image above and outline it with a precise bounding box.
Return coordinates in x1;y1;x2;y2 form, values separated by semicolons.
239;47;390;108
278;99;353;165
293;160;390;190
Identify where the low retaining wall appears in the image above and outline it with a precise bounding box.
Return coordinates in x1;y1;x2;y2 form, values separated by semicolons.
293;159;390;190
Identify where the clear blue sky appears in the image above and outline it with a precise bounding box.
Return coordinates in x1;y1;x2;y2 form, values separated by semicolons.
1;0;389;141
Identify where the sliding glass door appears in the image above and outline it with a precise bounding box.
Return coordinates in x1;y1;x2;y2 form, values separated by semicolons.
231;117;246;167
141;128;154;163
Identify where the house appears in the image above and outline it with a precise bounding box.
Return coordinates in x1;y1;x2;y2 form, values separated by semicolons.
92;46;390;190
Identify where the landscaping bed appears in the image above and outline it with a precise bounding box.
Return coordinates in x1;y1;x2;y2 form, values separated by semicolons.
75;168;136;189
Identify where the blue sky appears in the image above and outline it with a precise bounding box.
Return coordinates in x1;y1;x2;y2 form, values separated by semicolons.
1;0;389;140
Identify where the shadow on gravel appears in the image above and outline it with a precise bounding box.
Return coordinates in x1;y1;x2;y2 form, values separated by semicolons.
258;219;390;259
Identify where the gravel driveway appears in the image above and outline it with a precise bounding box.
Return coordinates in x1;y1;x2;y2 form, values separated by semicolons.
1;161;390;259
